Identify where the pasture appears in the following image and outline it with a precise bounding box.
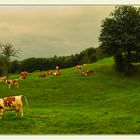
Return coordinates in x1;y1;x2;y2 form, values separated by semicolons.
0;57;140;134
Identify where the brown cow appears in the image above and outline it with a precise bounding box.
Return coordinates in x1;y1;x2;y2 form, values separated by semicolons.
53;70;61;76
19;71;28;80
39;72;46;77
5;79;19;89
20;71;28;76
82;70;93;76
19;75;26;80
47;70;52;75
0;95;28;118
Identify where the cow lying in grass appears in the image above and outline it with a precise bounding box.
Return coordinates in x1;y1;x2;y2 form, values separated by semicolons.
82;70;93;76
53;66;61;76
53;70;61;76
47;70;52;75
20;71;28;77
0;95;28;119
19;75;26;80
19;71;28;80
5;79;19;89
39;72;46;77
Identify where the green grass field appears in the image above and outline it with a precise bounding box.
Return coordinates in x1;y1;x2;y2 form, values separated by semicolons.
0;57;140;134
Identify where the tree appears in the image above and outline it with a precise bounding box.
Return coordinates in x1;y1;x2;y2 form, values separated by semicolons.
79;47;97;64
99;6;140;75
0;42;20;78
0;55;4;75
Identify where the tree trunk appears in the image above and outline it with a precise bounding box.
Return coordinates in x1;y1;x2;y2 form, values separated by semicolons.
125;49;131;74
4;58;10;79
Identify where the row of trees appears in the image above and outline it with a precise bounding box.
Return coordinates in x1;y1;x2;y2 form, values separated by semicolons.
0;45;98;75
99;6;140;75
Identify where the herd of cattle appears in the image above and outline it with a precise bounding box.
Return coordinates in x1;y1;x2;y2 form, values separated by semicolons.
39;66;61;77
0;64;93;119
0;65;93;89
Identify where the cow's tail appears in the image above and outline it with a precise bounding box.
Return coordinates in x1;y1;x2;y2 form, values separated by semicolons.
21;95;28;111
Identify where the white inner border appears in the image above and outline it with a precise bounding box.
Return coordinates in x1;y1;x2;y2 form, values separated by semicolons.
0;0;139;140
1;135;140;140
0;0;139;4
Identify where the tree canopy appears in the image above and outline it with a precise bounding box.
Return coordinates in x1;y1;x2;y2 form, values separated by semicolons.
99;6;140;74
0;42;20;77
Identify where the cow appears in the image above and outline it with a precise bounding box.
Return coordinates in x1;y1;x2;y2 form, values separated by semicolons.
39;72;46;77
20;71;28;77
47;70;52;75
19;75;26;80
19;71;28;80
0;95;28;119
53;70;61;76
82;70;93;76
76;65;83;72
83;64;87;66
55;66;60;70
5;79;19;89
0;76;6;82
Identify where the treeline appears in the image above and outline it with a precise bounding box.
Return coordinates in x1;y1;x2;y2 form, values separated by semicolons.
7;47;100;74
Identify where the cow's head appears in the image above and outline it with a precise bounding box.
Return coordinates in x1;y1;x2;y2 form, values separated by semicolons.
82;71;85;75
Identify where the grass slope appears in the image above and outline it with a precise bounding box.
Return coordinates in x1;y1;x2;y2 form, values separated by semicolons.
0;57;140;134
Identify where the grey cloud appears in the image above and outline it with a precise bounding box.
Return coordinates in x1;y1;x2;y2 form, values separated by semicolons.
0;6;115;60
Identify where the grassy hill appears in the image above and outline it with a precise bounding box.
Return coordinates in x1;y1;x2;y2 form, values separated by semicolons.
0;57;140;134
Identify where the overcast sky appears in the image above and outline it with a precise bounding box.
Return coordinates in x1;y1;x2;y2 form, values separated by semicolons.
0;6;115;60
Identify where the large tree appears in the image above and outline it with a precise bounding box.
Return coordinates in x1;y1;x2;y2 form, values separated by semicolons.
0;42;20;78
99;6;140;74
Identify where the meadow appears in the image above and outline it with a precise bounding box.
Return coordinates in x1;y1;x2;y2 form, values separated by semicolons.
0;57;140;134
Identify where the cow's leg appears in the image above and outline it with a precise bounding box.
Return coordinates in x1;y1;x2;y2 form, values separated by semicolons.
8;84;11;89
0;109;4;119
15;110;18;117
16;110;22;117
21;110;23;117
16;107;23;117
19;107;23;117
16;84;19;88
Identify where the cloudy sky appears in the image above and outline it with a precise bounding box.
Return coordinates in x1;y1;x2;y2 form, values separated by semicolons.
0;6;115;60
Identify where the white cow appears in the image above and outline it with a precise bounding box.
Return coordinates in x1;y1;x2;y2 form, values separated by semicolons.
0;95;28;119
76;65;83;72
5;79;19;89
